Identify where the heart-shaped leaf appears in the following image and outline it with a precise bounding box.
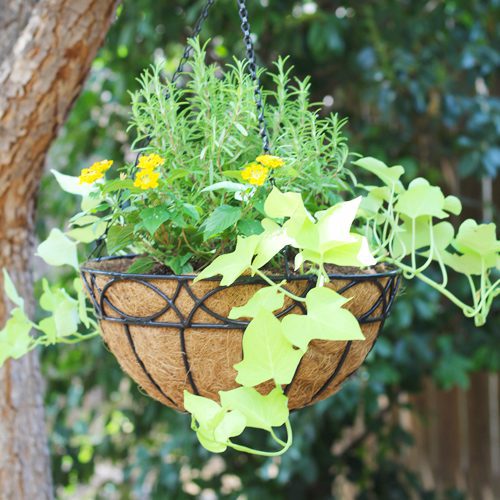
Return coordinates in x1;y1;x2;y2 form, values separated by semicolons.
219;386;289;431
282;287;363;350
234;309;303;387
195;235;261;286
229;286;285;319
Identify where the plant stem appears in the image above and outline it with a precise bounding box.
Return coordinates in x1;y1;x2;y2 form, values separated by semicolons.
253;269;307;302
227;419;293;456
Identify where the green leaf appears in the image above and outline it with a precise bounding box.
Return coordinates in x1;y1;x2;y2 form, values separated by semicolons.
140;207;172;235
37;228;79;270
126;257;156;274
395;178;447;219
234;122;249;136
229;286;285;319
222;170;244;181
182;203;201;222
107;224;134;254
194;235;260;286
0;308;33;366
202;205;242;240
352;157;404;191
2;269;24;308
165;168;190;183
201;181;248;193
165;253;193;275
219;386;289;431
282;287;363;350
100;178;139;194
234;309;303;387
237;219;264;236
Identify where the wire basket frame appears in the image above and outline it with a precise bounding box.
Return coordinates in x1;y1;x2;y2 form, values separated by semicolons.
81;256;400;412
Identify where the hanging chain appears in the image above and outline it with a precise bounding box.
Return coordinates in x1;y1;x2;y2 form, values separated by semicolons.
237;0;271;153
172;0;216;84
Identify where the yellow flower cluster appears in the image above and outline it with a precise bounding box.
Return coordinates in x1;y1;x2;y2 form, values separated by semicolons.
138;153;165;170
78;160;113;184
241;162;268;186
256;154;285;169
134;153;165;190
241;154;284;186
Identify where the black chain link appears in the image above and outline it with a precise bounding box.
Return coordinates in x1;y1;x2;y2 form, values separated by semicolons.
172;0;216;84
237;0;271;153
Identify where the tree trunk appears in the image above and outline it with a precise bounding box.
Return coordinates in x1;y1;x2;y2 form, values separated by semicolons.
0;0;119;498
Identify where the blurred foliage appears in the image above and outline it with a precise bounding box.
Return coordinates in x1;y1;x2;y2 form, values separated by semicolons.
39;0;499;498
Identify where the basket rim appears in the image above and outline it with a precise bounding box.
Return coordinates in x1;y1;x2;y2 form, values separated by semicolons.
81;254;401;282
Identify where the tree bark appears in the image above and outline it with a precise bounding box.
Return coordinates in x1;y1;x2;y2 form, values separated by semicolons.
0;0;119;498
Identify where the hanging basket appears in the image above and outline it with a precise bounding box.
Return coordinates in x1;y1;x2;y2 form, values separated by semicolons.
81;256;400;412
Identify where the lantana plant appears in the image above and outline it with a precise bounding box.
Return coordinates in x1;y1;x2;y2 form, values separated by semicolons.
1;40;498;455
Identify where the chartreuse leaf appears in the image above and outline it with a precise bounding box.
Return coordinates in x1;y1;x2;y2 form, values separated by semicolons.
51;169;96;197
228;286;285;319
360;186;391;215
393;218;455;258
184;391;246;453
39;280;79;342
444;220;499;275
395;178;448;219
443;195;462;216
234;309;303;387
284;196;376;268
252;219;294;269
67;219;106;243
0;308;34;365
202;205;242;240
195;235;260;286
37;228;79;270
452;219;499;259
219;386;288;431
264;187;307;219
282;287;363;350
352;157;404;191
73;278;90;328
2;269;24;308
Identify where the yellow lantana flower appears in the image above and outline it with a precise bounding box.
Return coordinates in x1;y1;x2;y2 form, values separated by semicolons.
138;153;165;170
78;159;113;184
134;169;160;190
91;159;113;173
256;154;284;169
241;162;269;186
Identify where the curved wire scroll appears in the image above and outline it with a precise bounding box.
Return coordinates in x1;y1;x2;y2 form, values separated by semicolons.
81;256;400;411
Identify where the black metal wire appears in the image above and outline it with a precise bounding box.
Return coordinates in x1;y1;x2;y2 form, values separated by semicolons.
81;256;400;411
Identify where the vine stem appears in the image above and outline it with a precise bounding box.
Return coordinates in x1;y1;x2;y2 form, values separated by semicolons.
253;268;307;302
227;419;293;456
383;258;476;317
